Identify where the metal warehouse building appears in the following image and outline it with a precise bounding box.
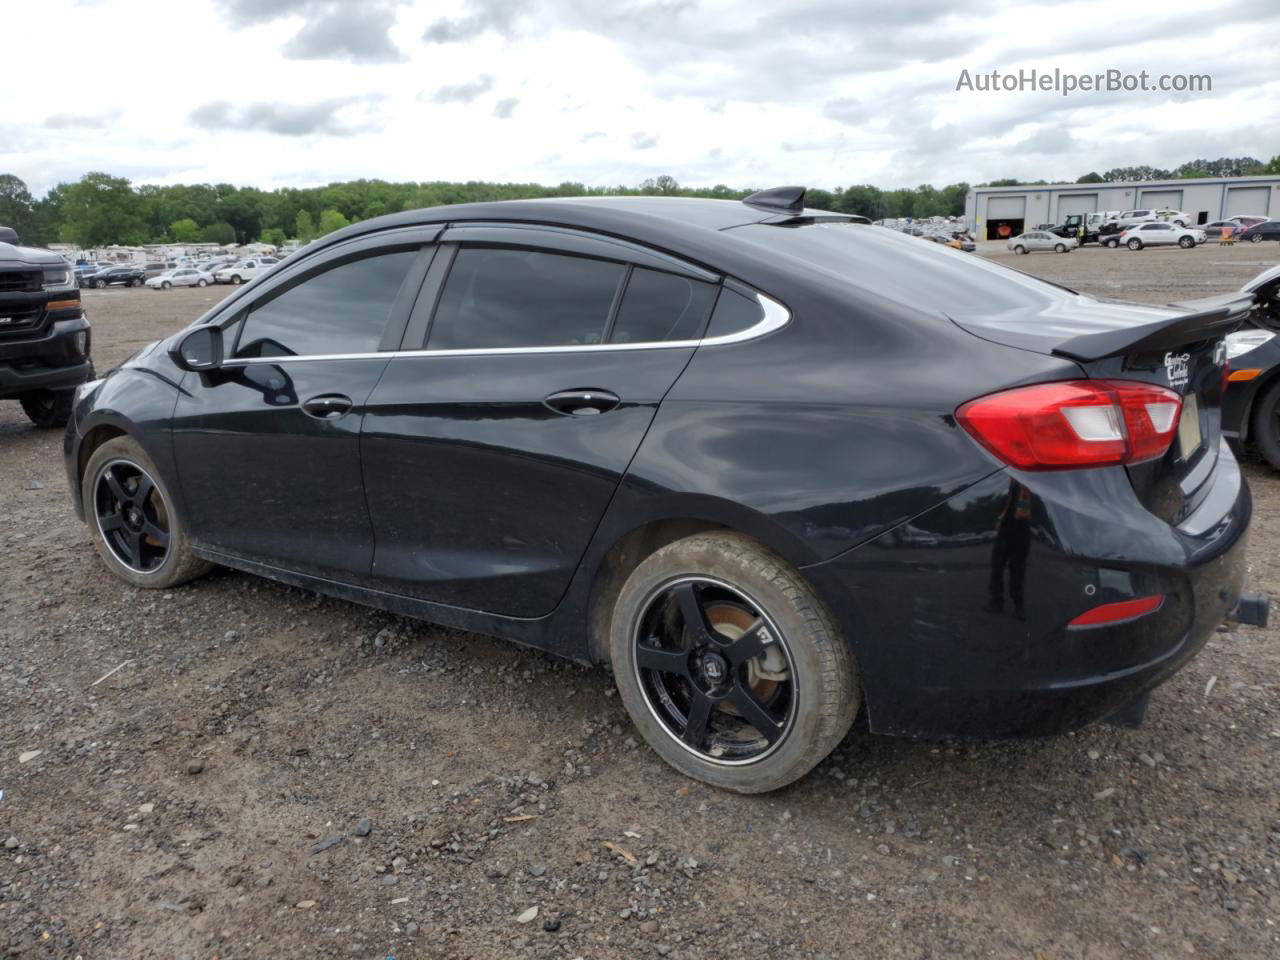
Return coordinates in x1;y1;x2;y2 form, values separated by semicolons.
965;174;1280;240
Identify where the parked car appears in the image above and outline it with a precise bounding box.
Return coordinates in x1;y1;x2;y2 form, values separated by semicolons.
1112;209;1160;230
1007;231;1076;254
1238;220;1280;243
1228;215;1268;230
1201;220;1244;241
63;189;1268;793
85;264;147;288
74;263;114;286
143;261;178;278
1049;212;1120;245
0;225;93;427
145;267;213;289
1152;208;1192;226
1222;264;1280;469
1116;222;1206;249
214;258;276;285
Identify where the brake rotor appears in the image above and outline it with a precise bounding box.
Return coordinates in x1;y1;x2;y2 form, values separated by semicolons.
703;603;790;704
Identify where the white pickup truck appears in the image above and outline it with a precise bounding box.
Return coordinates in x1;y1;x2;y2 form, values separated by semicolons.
213;257;279;285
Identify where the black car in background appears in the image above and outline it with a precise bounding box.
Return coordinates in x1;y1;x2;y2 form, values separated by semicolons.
1239;220;1280;243
83;264;146;288
1222;264;1280;468
63;190;1267;793
0;226;92;427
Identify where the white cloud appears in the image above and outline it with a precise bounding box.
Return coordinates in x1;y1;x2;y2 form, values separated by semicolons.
2;0;1278;196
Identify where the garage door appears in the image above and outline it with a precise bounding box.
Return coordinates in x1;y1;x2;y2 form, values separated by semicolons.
1139;190;1182;210
1225;186;1270;218
1058;194;1097;219
987;196;1026;219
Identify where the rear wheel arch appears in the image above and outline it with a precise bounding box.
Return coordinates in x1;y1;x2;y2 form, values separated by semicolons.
583;513;821;666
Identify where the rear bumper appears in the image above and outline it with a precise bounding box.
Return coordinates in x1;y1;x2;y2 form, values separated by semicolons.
0;316;92;399
803;440;1253;738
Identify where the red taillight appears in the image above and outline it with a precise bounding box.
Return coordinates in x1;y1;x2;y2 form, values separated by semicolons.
1068;594;1165;629
956;380;1183;470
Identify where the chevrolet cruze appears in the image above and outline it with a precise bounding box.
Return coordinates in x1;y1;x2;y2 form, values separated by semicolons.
65;189;1266;792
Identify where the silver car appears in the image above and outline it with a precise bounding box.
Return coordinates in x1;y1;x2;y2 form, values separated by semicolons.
1007;231;1077;254
1117;222;1206;250
146;267;214;290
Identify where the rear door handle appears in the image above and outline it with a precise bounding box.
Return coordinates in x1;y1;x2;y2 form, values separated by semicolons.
301;393;353;420
543;388;621;417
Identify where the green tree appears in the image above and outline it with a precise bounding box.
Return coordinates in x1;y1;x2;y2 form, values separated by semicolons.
0;174;38;242
199;222;236;245
58;172;147;246
295;209;316;244
317;208;349;236
835;184;887;220
169;218;201;242
1076;171;1105;183
260;227;287;247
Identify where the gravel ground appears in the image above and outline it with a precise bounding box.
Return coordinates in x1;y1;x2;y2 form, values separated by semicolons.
2;243;1279;959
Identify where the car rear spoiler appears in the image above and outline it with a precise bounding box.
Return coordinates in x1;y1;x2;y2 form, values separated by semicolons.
1051;294;1254;362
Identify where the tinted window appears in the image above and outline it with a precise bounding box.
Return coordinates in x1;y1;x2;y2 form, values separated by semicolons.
235;250;416;358
705;287;763;338
428;247;623;350
733;221;1071;318
610;268;717;343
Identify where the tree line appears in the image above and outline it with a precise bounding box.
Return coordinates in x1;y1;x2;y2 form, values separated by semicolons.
1;154;1276;249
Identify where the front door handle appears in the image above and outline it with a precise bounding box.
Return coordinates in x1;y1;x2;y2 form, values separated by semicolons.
301;393;353;420
543;388;621;417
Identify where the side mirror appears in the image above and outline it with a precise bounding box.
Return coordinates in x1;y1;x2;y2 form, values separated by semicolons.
171;326;224;371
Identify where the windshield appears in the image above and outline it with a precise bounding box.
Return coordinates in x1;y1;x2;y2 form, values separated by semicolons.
730;221;1076;317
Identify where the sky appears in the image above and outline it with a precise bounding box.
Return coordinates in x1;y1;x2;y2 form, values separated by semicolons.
5;0;1280;197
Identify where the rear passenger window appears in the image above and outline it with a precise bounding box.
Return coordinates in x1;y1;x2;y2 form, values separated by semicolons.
704;287;763;339
610;268;717;343
235;250;416;358
429;248;623;350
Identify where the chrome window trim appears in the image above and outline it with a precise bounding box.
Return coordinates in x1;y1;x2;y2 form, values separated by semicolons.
220;291;789;366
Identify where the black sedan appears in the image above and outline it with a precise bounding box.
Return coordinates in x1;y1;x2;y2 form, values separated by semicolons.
84;264;146;288
1222;264;1280;468
64;189;1267;793
1239;219;1280;243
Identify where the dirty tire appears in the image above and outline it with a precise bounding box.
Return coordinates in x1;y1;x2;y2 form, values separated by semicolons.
82;435;213;589
1252;377;1280;470
608;531;859;794
20;389;76;429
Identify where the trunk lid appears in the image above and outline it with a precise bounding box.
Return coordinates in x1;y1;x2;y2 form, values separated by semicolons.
950;293;1252;524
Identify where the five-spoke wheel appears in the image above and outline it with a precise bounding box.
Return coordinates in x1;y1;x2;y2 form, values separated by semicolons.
634;577;796;765
93;459;171;574
82;436;213;588
610;531;859;793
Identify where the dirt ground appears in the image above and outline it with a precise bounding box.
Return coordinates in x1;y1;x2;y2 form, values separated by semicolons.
2;243;1279;959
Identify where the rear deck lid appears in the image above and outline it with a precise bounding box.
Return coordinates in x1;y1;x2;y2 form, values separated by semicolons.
951;294;1251;524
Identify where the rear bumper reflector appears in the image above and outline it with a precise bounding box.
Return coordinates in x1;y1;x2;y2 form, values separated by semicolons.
1068;594;1165;629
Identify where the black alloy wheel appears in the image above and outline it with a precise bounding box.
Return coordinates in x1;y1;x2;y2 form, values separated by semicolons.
633;576;796;765
93;459;171;574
